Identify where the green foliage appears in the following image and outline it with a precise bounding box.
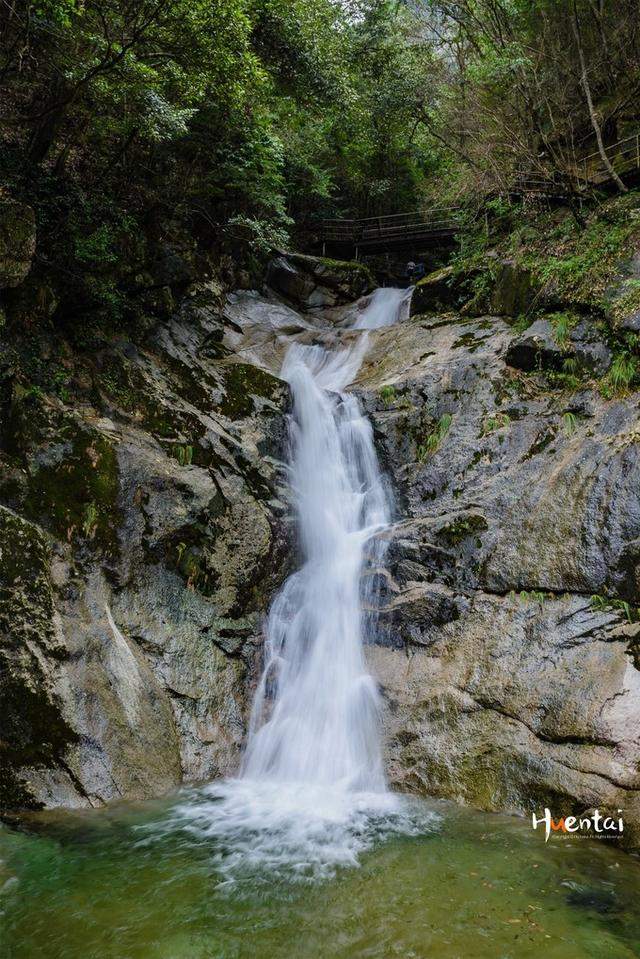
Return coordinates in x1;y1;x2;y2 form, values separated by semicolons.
545;360;584;392
590;594;640;623
609;279;640;325
82;502;98;539
174;445;194;467
601;351;638;397
1;0;442;313
6;0;640;346
417;413;453;461
512;313;532;334
227;215;292;255
561;411;578;436
440;513;488;544
379;385;396;405
52;370;71;403
509;589;550;604
22;384;44;401
419;1;640;202
548;312;577;348
526;215;638;307
482;412;511;435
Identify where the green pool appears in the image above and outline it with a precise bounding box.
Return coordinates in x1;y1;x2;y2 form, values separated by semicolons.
1;788;639;959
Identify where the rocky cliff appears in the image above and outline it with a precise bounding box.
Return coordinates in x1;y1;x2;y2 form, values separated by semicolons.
2;205;640;849
223;253;640;851
0;273;292;808
357;312;640;850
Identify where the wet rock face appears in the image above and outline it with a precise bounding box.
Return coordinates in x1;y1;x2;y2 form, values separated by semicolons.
0;283;290;809
188;285;640;847
353;310;640;847
3;247;640;849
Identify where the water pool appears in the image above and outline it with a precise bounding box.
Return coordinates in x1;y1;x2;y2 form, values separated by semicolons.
2;790;639;959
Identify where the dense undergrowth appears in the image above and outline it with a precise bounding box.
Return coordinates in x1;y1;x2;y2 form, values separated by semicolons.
446;190;640;397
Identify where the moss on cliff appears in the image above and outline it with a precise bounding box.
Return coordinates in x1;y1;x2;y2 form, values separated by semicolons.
23;423;121;557
0;507;78;809
217;363;284;419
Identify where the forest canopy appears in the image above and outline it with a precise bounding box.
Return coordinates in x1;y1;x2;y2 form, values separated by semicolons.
1;0;639;308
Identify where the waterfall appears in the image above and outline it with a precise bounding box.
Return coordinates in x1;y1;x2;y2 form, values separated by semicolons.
241;288;410;788
240;344;388;790
170;289;430;880
353;285;413;330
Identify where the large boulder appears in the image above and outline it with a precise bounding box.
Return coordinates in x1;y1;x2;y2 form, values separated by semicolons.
370;595;640;849
0;200;36;289
490;258;537;316
267;252;374;310
412;256;542;320
410;265;466;315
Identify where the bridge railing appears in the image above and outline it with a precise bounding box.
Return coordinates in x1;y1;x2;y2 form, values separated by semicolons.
578;132;640;184
318;132;640;250
318;207;463;244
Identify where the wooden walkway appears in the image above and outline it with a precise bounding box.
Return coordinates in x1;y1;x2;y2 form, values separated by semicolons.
319;208;461;256
577;132;640;185
318;131;640;256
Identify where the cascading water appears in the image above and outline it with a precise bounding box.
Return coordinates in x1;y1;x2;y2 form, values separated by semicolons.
240;342;389;791
353;285;413;330
165;288;437;880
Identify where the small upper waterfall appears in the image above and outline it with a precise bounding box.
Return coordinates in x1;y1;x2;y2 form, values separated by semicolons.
171;288;432;879
353;286;413;329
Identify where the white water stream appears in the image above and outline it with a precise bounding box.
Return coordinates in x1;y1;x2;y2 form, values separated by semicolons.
169;287;435;880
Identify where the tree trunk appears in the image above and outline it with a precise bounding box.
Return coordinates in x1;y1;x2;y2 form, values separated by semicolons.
571;3;627;192
27;78;71;166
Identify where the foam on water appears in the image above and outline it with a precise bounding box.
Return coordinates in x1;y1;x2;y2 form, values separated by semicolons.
170;288;432;881
163;780;437;887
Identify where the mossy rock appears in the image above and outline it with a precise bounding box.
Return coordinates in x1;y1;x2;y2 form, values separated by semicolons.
410;264;485;316
439;513;489;545
285;251;375;293
22;419;121;556
0;507;77;809
216;362;285;419
490;259;537;317
0;199;36;289
267;252;375;308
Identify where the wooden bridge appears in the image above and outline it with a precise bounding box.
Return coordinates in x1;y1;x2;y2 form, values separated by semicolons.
577;131;640;185
318;207;462;256
318;131;640;256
